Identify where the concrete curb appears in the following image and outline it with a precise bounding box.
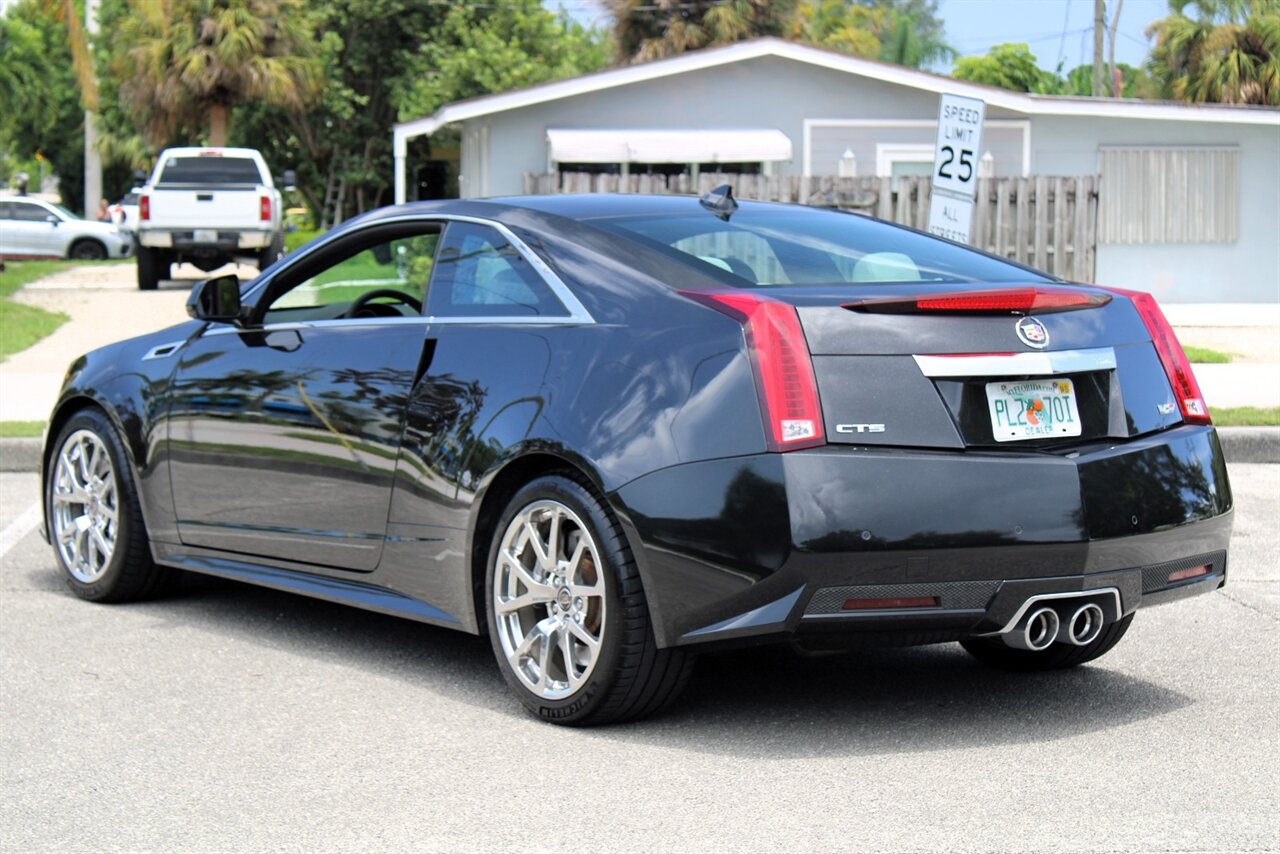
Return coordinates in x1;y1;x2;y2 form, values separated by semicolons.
0;438;41;473
2;428;1277;473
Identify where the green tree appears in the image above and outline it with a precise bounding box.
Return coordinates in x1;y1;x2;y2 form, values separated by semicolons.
110;0;323;146
877;9;956;68
608;0;797;63
1147;0;1280;105
398;1;610;119
952;42;1064;93
0;2;88;207
1064;62;1150;97
789;0;886;57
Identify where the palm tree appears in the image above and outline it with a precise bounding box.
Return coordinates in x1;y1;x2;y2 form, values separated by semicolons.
877;12;957;68
114;0;322;146
608;0;796;64
1147;0;1280;105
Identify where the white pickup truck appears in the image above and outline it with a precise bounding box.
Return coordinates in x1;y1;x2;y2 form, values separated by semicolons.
135;147;293;290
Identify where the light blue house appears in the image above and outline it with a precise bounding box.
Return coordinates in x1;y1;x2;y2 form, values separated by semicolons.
393;38;1280;302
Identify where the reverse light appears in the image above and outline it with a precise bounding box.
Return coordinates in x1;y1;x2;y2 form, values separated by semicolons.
259;196;271;222
139;195;150;221
680;290;826;452
1102;286;1211;425
847;287;1111;315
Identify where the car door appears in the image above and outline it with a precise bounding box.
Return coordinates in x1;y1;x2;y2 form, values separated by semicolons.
1;200;61;256
166;222;442;571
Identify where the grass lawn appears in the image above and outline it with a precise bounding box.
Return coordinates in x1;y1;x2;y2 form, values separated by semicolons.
1185;346;1232;363
0;420;45;438
1210;407;1280;426
0;260;72;360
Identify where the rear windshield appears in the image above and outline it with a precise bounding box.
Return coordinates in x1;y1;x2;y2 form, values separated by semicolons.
157;156;263;186
590;208;1051;286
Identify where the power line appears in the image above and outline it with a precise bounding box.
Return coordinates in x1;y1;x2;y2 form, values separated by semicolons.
1056;0;1073;70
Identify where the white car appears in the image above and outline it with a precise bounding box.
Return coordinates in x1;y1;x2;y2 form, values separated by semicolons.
0;196;133;260
109;190;142;236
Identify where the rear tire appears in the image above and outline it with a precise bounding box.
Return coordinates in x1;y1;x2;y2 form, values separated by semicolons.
69;239;107;261
257;234;283;270
484;473;694;725
960;613;1133;672
46;408;174;602
136;246;160;290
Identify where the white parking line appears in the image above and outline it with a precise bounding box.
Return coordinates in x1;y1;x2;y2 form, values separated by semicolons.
0;503;42;559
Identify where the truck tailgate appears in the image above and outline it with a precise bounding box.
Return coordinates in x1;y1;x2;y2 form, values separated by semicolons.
148;188;262;230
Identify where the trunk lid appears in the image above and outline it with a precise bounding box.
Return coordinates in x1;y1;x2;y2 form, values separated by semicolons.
773;284;1183;450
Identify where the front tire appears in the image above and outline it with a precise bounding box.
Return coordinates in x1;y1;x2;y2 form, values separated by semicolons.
46;408;173;602
960;613;1133;672
69;239;107;261
485;474;693;725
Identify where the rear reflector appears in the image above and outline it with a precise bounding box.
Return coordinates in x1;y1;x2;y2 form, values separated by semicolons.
259;196;271;222
847;287;1111;315
1168;565;1210;583
680;290;825;452
842;596;939;610
1101;287;1210;425
139;195;150;221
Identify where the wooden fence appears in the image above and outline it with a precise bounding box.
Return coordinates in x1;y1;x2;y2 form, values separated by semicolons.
523;172;1099;282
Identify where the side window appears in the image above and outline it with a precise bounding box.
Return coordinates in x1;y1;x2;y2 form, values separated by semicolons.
266;229;440;321
427;222;568;318
9;203;51;223
0;203;13;220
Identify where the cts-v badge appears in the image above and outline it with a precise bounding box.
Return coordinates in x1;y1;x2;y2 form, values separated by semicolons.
836;423;886;433
1016;316;1050;349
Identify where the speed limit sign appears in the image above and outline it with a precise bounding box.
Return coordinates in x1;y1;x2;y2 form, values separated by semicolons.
932;94;986;198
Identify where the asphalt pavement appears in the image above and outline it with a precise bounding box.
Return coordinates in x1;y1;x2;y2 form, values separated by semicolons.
1;464;1276;852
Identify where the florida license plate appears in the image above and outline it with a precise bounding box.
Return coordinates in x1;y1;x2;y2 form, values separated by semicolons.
193;229;218;243
985;378;1082;442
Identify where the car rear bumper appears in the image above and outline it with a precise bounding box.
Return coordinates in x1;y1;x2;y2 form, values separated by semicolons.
612;424;1233;649
139;229;272;251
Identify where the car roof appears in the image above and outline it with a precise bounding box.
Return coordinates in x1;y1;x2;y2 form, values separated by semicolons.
486;193;795;221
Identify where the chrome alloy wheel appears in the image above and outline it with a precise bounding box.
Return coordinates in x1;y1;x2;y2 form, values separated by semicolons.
50;429;119;583
493;500;606;700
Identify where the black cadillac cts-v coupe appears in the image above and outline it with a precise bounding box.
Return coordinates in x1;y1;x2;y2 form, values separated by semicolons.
41;192;1232;724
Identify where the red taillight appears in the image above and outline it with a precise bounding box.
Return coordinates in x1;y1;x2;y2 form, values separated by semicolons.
139;195;149;221
259;196;271;222
1168;564;1210;583
680;290;825;452
842;597;939;610
848;287;1111;315
1102;286;1210;425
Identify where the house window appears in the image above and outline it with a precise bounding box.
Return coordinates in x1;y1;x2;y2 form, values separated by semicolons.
1098;146;1239;244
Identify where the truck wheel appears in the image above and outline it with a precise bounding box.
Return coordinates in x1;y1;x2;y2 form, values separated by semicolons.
258;235;284;270
136;247;160;290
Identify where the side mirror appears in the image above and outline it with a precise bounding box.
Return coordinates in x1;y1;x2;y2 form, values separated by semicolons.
133;168;147;184
187;274;243;323
45;214;60;226
280;169;297;191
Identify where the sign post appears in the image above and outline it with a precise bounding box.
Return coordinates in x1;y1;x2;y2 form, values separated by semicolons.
927;93;985;244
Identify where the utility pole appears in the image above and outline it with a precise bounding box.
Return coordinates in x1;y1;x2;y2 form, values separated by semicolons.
83;0;102;218
1092;0;1106;97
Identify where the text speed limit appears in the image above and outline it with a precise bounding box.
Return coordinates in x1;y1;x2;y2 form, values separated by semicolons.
932;94;986;198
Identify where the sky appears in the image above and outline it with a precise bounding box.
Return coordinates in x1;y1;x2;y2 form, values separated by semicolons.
550;0;1173;74
936;0;1170;73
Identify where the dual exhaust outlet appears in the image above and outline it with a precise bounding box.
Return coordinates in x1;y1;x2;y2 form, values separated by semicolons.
1003;601;1107;651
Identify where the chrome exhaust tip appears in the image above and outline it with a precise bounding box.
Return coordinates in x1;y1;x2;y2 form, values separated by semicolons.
1066;603;1105;646
1003;606;1060;651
